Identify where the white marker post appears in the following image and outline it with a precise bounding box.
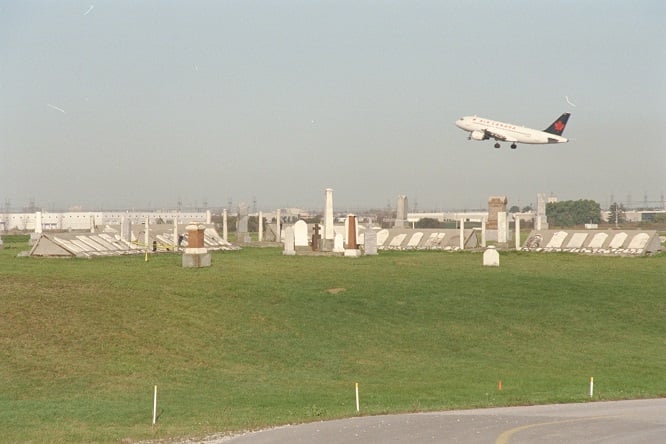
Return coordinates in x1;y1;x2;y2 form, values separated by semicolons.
152;385;158;425
589;377;594;398
355;382;360;413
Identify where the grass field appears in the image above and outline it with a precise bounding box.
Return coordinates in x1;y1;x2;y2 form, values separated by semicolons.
1;235;664;443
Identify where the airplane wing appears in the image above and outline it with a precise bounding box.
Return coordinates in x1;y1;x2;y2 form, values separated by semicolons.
485;128;518;142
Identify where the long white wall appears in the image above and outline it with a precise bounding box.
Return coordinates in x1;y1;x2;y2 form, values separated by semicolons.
0;211;210;231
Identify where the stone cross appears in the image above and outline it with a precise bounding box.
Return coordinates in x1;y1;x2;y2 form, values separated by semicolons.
312;223;321;251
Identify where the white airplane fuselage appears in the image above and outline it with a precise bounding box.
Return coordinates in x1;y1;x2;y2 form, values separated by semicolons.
455;114;570;148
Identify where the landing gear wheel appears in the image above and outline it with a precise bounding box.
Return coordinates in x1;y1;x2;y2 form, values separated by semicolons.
494;143;500;149
510;143;517;149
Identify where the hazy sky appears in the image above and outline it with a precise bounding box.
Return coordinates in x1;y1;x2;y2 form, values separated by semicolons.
2;1;664;212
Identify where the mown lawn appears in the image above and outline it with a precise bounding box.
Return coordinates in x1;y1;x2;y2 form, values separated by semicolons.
1;235;664;442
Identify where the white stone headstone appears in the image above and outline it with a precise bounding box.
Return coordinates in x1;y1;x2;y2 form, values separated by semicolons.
35;211;43;234
481;218;487;247
424;233;438;248
120;217;131;243
536;193;548;230
407;232;423;248
395;195;408;228
497;212;507;244
514;216;521;250
589;232;608;249
324;188;334;240
173;216;178;246
628;233;650;250
609;232;628;249
283;226;295;256
546;231;568;249
258;211;263;242
364;229;378;255
389;233;407;249
483;246;500;267
294;220;308;247
275;209;282;242
222;209;228;241
566;232;588;249
376;229;390;246
333;232;344;253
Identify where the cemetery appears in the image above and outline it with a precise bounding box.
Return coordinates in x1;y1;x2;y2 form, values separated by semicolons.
3;188;663;258
0;189;663;443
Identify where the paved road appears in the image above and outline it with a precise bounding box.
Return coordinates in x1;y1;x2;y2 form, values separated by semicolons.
209;398;665;443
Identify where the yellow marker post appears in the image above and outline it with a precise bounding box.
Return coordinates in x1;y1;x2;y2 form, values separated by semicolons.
152;385;158;425
355;382;360;413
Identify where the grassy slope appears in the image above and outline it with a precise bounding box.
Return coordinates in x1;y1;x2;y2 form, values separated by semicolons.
0;236;664;442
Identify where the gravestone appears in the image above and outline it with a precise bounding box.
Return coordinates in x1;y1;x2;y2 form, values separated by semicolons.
182;223;211;267
589;232;609;249
333;232;344;253
395;195;408;228
222;208;228;241
311;223;321;251
487;196;507;230
376;229;390;246
566;232;588;249
546;231;568;249
609;232;628;249
514;216;521;250
481;218;487;247
497;212;508;244
294;220;309;248
389;233;407;248
324;188;334;241
275;209;282;243
483;246;500;266
364;228;378;255
258;211;263;242
345;214;361;257
407;232;423;249
120;217;131;243
283;226;295;256
237;203;250;243
628;233;650;250
535;193;548;230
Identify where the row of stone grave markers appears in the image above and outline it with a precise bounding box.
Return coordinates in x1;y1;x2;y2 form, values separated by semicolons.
282;222;662;257
522;230;662;256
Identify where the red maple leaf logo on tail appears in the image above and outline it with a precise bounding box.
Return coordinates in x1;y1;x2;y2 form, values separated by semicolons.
554;121;565;132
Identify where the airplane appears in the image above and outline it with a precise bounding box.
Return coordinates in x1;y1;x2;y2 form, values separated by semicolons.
455;113;571;149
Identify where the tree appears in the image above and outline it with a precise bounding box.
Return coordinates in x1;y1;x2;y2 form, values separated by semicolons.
607;202;626;226
546;199;601;227
509;205;520;213
415;217;445;229
521;205;534;212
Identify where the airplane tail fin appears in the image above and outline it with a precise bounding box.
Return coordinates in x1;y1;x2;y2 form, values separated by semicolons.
543;113;571;136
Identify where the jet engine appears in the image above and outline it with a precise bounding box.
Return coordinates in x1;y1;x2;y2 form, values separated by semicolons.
470;130;488;141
